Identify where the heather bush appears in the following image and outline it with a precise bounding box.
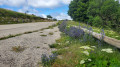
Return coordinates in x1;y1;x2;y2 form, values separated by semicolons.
67;27;84;38
58;21;67;32
59;21;84;39
41;54;57;66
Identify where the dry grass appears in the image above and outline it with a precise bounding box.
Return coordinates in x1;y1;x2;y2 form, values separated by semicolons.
12;46;25;52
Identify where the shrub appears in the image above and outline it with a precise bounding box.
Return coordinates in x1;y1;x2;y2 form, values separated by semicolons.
92;16;103;27
49;44;58;48
58;21;67;32
58;21;84;39
41;54;57;66
67;27;84;38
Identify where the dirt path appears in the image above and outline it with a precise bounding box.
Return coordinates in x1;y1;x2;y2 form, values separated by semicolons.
0;22;56;38
0;23;61;67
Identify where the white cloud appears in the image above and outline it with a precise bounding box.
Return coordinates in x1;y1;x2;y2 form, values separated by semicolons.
0;0;25;7
28;0;72;8
51;13;72;20
18;6;39;13
18;6;29;13
0;0;72;8
40;14;47;18
61;0;72;4
39;13;72;20
18;7;40;17
28;0;60;8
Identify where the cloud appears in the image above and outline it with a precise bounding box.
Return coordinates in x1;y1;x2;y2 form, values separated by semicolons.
28;0;72;8
40;14;47;18
0;0;72;8
38;13;72;20
18;6;29;13
61;0;72;4
51;13;72;20
28;0;60;8
0;0;25;7
18;7;40;16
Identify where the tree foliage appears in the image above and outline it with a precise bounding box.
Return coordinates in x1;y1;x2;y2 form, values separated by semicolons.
47;15;52;19
68;0;120;31
68;0;89;22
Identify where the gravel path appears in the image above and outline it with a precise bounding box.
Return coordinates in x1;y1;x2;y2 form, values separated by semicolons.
0;23;61;67
0;22;56;38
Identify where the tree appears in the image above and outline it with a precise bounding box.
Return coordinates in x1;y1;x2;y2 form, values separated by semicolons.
100;0;119;27
47;15;52;19
68;0;120;31
53;18;57;21
88;0;120;29
68;0;89;22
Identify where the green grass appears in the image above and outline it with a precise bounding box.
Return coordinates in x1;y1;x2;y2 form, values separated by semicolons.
49;44;58;48
0;8;51;25
36;46;40;48
0;34;22;40
12;46;25;52
48;33;120;67
40;32;43;33
40;34;47;37
65;21;120;40
24;31;33;34
49;32;54;35
40;24;58;31
41;21;120;67
47;24;58;29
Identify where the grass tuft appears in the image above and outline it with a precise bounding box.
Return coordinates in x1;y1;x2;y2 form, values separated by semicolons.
36;46;40;48
12;46;25;52
49;44;58;48
24;31;33;34
40;34;47;37
49;32;54;35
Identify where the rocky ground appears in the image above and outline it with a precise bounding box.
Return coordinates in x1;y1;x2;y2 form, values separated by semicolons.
0;22;56;38
0;22;61;67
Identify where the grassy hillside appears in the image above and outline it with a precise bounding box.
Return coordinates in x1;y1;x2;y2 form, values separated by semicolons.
0;8;50;24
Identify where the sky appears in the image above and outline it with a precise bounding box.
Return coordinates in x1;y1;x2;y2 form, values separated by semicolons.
0;0;72;20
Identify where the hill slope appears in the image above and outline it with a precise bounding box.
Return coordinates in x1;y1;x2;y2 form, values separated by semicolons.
0;8;49;24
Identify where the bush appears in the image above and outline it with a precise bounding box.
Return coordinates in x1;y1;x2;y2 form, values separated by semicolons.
88;16;94;26
58;21;67;32
92;16;103;27
58;21;84;39
67;27;84;38
41;54;57;66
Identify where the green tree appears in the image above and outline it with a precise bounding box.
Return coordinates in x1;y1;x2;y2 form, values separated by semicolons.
47;15;52;19
68;0;89;22
53;18;57;21
68;0;120;31
87;0;120;30
100;0;119;27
